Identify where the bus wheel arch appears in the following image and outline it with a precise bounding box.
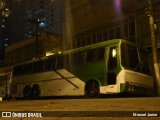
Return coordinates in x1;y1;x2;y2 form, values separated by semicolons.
31;84;40;100
23;85;32;100
85;79;100;98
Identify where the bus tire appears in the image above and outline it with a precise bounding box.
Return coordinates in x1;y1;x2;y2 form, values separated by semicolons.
85;81;100;98
23;86;31;100
31;85;40;100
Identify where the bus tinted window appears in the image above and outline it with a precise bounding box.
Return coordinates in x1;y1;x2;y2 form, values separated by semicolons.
33;61;44;73
86;47;104;63
45;58;56;71
22;63;33;74
63;55;70;68
72;52;85;65
55;56;64;69
86;50;94;63
96;47;105;61
13;66;22;75
77;52;86;64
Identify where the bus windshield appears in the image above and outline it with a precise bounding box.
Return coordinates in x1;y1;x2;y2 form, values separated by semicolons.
138;48;151;75
121;43;139;69
121;43;151;75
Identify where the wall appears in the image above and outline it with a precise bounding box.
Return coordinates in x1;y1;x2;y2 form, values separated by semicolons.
5;31;62;66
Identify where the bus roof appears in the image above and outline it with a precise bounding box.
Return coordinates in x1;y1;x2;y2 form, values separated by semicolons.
53;39;137;56
62;39;121;55
0;66;12;76
13;39;136;66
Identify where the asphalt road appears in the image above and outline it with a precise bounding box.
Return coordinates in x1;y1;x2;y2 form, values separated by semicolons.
0;97;160;120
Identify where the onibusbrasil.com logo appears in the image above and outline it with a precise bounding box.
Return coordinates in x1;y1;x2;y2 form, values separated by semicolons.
1;112;42;118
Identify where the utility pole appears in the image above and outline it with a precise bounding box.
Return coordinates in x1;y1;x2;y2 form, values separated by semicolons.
147;0;160;96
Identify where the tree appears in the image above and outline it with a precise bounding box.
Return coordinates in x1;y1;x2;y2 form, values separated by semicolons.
147;0;160;96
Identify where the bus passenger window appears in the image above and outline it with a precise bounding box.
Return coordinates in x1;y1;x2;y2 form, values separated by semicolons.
45;58;55;70
45;59;52;70
13;66;22;75
71;53;76;65
64;55;70;68
33;61;44;73
76;52;86;65
22;64;33;74
96;48;105;61
86;50;94;63
55;57;64;69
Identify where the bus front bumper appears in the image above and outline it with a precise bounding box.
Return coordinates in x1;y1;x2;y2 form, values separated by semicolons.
120;83;153;96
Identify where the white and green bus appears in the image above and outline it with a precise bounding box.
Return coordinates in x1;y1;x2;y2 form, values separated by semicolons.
10;39;153;99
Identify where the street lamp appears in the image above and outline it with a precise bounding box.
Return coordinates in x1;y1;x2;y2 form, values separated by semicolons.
0;0;11;17
2;8;10;17
0;0;5;9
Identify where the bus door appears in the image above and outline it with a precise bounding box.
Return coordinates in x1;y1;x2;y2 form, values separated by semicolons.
105;45;118;86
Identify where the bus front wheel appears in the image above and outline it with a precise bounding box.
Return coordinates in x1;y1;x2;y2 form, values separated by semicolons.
85;81;100;98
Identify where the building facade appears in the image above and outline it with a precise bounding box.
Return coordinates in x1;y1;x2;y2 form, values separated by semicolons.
68;0;160;49
24;0;63;38
68;0;160;65
2;0;63;46
1;0;160;67
0;0;63;67
5;31;62;66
